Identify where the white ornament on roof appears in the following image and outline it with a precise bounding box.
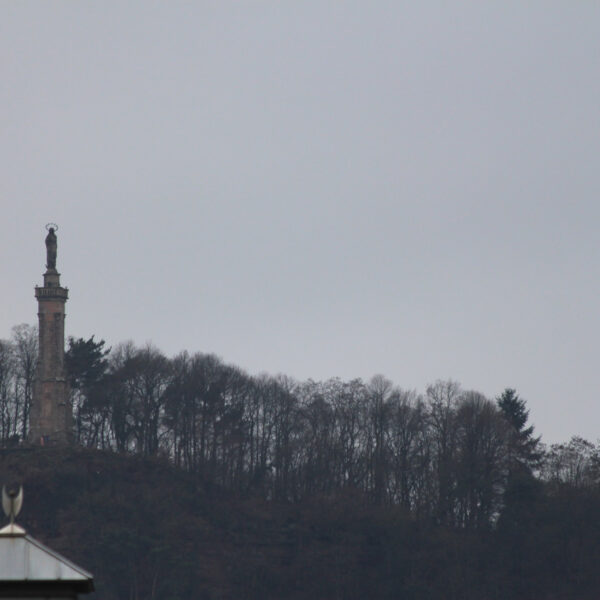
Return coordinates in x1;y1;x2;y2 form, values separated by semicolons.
2;485;23;524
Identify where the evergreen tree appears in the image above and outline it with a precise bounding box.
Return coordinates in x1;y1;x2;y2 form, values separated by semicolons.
65;336;110;392
65;336;110;445
496;388;541;476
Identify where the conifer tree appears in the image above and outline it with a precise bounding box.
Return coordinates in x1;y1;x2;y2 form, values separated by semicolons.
496;388;541;476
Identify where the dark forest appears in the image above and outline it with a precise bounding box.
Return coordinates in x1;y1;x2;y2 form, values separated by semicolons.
1;324;599;599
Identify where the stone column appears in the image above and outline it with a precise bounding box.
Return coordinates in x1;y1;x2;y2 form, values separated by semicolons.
29;228;72;445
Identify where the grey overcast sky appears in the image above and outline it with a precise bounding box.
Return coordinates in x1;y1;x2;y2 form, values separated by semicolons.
2;2;599;443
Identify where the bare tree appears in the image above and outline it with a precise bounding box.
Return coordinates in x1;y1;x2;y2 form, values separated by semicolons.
427;379;461;525
387;389;429;511
454;391;508;528
11;324;38;439
542;437;600;488
0;339;16;442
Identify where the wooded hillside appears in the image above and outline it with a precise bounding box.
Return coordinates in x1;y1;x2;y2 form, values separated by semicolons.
2;446;600;600
1;326;600;598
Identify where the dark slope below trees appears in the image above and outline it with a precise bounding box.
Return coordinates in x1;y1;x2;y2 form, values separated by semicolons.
2;447;600;600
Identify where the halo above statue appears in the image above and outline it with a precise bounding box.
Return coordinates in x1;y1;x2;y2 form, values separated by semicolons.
45;222;59;232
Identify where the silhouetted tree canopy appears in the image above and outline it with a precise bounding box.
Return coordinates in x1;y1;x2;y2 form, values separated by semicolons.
0;326;598;599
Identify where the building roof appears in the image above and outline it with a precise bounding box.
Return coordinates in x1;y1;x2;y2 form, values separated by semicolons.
0;522;94;594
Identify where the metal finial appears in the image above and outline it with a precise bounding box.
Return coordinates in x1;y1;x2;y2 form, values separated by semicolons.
2;486;23;524
45;222;59;232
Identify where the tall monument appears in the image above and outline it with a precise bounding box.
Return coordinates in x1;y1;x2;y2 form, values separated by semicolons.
29;225;72;445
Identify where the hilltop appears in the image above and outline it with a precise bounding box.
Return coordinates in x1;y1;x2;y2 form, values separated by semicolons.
2;446;600;600
0;447;390;600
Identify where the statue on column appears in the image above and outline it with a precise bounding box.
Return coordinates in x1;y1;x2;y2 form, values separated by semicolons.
45;226;57;271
